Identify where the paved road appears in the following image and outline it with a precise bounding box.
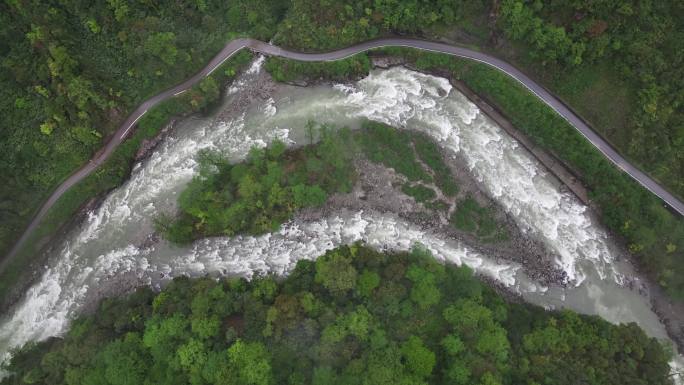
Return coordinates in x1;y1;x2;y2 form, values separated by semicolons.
5;37;683;265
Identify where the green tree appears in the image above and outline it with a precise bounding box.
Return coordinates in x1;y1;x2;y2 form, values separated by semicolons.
292;184;327;207
400;336;436;378
177;338;208;370
315;249;358;294
145;32;179;65
405;264;440;310
357;269;380;297
101;333;148;385
225;340;273;385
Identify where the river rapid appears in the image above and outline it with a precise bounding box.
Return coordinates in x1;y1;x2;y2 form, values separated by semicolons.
0;58;681;374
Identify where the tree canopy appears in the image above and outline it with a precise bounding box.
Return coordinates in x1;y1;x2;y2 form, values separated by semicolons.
156;125;355;243
1;245;673;385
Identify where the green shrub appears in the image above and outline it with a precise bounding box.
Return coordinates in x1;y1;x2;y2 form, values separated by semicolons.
402;184;437;203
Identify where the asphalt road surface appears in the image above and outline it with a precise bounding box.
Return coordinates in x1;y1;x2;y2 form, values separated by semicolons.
4;37;682;266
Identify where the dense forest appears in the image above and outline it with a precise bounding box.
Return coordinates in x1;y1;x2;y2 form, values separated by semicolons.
1;245;673;385
497;0;684;198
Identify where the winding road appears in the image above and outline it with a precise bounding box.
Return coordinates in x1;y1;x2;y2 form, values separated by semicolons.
4;37;683;265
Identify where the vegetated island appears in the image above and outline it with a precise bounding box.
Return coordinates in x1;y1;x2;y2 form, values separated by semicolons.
157;121;508;248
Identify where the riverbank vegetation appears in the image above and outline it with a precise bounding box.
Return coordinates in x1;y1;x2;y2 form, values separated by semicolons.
357;122;459;198
451;196;507;243
1;245;673;385
265;55;371;83
356;121;505;242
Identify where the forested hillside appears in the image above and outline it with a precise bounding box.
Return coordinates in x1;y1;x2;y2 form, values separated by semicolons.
1;246;672;385
497;0;684;197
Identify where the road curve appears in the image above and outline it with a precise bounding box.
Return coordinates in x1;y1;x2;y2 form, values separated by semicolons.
4;37;683;265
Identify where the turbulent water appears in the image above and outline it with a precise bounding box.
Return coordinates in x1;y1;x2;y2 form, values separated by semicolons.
0;59;679;372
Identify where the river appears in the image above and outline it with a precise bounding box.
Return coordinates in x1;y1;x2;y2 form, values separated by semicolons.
0;57;681;376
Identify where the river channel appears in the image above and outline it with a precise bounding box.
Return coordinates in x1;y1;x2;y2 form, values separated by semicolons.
1;58;680;374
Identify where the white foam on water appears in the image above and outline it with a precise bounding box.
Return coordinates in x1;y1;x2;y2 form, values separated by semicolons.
227;55;266;95
263;97;277;117
246;55;266;75
670;358;684;385
332;67;619;286
155;211;522;290
0;209;527;367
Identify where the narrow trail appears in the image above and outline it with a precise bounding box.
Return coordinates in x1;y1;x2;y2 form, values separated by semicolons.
4;37;682;268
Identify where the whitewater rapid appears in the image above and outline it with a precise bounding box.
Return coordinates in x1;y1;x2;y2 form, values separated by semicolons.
0;60;677;374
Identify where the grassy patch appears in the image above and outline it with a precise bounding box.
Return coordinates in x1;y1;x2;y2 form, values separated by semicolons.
356;121;432;183
401;183;436;204
425;200;450;212
450;198;478;232
265;54;371;83
450;196;507;242
412;134;459;197
548;62;636;145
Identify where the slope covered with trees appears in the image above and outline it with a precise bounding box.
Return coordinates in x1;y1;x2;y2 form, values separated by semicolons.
497;0;684;197
1;245;673;385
